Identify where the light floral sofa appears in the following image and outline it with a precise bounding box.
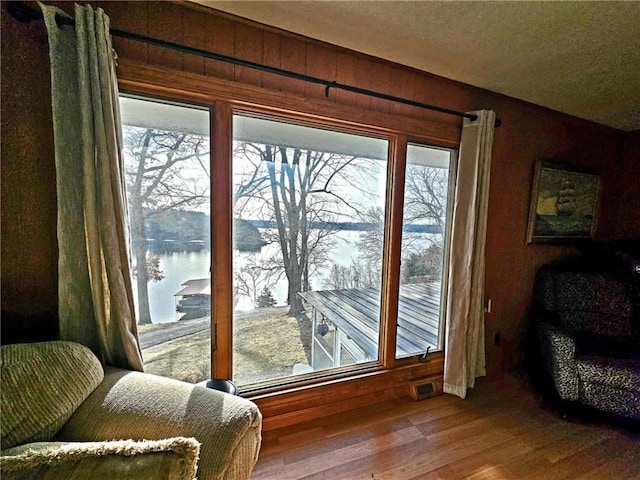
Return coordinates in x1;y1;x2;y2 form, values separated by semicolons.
0;341;262;479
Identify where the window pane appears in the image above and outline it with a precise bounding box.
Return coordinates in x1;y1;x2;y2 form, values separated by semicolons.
232;114;389;387
396;144;452;358
120;96;211;383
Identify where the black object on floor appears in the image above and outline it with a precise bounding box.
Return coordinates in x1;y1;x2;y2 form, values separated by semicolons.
197;379;239;396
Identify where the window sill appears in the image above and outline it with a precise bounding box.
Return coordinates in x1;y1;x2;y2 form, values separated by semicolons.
247;352;444;431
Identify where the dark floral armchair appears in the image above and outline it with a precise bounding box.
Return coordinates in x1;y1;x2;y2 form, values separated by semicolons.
531;253;640;422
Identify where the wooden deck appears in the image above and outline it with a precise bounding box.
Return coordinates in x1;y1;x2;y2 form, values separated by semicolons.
299;282;442;358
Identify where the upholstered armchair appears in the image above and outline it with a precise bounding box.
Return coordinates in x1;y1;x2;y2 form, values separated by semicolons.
1;341;262;479
532;262;640;421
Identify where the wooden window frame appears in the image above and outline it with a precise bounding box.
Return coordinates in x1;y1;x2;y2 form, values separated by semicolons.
118;60;460;429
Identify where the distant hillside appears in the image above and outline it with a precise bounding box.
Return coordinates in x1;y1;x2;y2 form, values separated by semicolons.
142;209;266;252
144;208;210;248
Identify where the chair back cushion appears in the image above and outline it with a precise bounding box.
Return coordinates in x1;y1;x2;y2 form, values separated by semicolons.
1;341;104;449
553;271;635;337
536;267;636;337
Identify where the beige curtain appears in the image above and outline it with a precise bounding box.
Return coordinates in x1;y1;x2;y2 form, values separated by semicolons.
443;110;495;399
41;3;143;371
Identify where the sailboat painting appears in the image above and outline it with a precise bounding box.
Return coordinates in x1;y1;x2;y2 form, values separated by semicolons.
527;161;601;243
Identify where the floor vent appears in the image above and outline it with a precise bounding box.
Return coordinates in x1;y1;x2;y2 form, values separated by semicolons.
410;376;443;401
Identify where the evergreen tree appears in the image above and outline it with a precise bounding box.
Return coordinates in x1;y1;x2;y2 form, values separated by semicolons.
256;286;276;308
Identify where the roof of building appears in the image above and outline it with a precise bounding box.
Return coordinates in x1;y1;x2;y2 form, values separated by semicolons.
299;282;442;358
174;278;211;297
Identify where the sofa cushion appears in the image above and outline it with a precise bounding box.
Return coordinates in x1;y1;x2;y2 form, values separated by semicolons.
0;437;200;480
0;341;104;449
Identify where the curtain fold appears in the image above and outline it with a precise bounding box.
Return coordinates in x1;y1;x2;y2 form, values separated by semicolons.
443;110;495;399
40;3;143;371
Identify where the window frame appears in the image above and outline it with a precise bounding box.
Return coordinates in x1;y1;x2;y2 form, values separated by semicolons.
230;111;395;385
118;60;460;415
394;141;459;359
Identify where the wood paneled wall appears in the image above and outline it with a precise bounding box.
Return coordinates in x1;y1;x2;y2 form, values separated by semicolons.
98;1;475;127
615;130;640;239
1;1;633;381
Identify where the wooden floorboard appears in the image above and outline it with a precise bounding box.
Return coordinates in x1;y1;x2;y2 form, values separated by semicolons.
251;375;640;479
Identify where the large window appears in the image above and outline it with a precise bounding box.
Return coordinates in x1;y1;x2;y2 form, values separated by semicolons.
118;94;456;391
120;96;212;383
232;114;389;387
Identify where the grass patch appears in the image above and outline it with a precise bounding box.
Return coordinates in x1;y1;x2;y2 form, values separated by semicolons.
138;322;176;334
142;330;211;383
141;306;311;386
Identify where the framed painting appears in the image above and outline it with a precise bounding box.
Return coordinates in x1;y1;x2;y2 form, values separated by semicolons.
526;161;601;243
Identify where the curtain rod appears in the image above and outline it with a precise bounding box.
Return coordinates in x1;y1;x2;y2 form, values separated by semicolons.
9;2;502;127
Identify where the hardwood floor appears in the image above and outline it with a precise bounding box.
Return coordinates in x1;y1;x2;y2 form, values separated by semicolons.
251;375;640;479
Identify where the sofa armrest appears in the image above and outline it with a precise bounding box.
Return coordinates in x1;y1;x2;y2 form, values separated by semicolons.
537;321;580;401
54;368;261;480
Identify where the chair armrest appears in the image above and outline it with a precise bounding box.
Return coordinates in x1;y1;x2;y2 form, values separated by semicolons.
537;321;579;401
54;368;262;480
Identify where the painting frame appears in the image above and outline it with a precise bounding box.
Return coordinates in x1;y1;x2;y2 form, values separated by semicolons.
526;161;601;243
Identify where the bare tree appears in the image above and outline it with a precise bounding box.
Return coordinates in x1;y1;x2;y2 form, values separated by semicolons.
400;244;444;283
133;251;165;283
234;255;277;308
123;127;209;325
325;164;450;289
355;206;386;286
401;164;449;277
233;142;376;315
323;258;376;290
403;164;449;233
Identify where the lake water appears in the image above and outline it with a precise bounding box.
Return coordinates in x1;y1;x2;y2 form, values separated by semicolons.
134;231;359;323
134;229;437;323
133;250;211;324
